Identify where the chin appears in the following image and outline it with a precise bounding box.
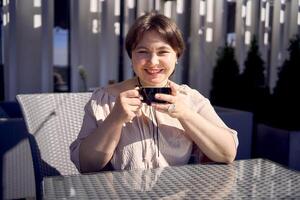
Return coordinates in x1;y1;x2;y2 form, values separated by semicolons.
150;81;168;87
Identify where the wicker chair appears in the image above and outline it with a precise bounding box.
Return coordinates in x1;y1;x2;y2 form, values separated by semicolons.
16;92;92;197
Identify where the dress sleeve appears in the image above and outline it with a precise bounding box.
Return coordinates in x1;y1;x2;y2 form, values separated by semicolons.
69;88;113;171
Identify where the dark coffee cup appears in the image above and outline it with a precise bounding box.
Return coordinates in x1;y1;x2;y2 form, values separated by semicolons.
139;87;171;105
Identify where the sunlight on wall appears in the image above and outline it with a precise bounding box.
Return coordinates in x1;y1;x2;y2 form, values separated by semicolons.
33;0;41;7
245;31;251;45
206;28;213;42
246;0;252;26
33;14;42;28
127;0;135;9
2;13;9;26
114;0;120;16
90;0;98;13
164;1;172;18
199;0;205;16
176;0;184;14
206;0;214;23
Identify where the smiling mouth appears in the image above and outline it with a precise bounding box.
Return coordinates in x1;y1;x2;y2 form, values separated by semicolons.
145;69;164;75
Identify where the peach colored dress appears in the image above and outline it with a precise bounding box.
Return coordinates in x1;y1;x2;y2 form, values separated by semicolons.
70;84;238;171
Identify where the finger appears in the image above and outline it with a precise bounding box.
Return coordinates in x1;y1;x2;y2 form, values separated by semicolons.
123;103;141;115
155;93;174;104
131;105;142;112
124;98;142;106
127;115;135;123
151;103;169;112
169;82;178;96
135;87;144;101
119;94;141;105
122;89;140;98
125;108;139;122
135;109;142;117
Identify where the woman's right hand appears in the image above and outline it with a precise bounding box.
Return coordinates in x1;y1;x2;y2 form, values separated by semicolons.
112;88;143;123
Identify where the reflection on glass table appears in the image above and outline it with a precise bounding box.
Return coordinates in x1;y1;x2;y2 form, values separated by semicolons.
43;159;300;199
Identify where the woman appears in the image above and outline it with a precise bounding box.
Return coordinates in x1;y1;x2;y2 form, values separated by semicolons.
70;12;238;173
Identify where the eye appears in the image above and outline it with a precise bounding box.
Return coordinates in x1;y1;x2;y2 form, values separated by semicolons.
136;50;148;54
158;51;170;55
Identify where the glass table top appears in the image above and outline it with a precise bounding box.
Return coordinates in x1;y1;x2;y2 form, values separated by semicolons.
43;159;300;199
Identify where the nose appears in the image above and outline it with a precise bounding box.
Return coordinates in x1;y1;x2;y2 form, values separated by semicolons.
149;53;159;65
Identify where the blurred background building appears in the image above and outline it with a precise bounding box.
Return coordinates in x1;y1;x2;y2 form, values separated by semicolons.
0;0;299;101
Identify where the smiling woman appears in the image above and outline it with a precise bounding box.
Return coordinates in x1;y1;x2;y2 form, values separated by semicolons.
70;11;239;173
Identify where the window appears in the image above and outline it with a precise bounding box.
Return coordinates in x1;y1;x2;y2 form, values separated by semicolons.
53;0;70;92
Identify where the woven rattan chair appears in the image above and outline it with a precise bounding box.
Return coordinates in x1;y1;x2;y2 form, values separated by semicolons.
16;92;92;197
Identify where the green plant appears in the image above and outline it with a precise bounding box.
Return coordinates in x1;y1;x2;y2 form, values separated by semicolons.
240;36;266;88
210;43;240;108
237;36;270;118
78;65;87;91
271;35;300;130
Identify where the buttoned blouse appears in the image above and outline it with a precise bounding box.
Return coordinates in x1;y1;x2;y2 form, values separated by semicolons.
70;84;238;171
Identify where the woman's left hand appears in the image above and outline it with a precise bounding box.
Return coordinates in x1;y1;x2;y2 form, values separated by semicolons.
151;81;187;119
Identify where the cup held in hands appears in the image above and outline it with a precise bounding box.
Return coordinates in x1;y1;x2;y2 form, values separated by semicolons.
139;87;171;105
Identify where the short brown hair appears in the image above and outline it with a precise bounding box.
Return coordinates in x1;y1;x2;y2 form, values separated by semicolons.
125;11;185;59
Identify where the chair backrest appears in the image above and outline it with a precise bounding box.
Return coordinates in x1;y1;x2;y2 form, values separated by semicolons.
16;92;92;177
214;106;253;160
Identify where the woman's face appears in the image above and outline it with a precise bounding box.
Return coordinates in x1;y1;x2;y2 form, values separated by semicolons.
131;31;177;87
